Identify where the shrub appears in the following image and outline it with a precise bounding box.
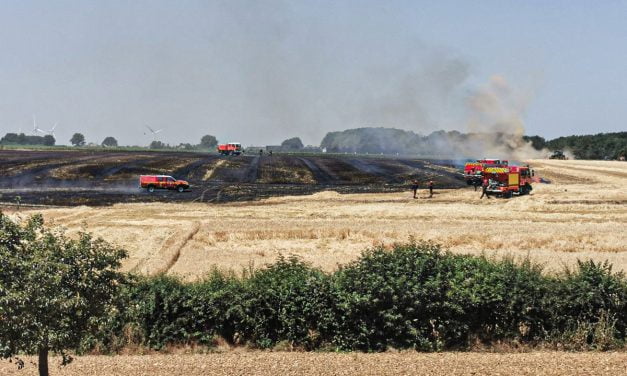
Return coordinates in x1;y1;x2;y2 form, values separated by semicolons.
327;242;549;351
235;256;331;349
546;260;627;346
67;242;627;353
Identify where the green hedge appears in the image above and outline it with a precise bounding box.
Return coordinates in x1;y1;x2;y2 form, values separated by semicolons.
104;242;627;352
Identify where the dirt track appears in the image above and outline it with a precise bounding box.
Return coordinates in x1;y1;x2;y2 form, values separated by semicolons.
2;352;627;375
0;150;464;206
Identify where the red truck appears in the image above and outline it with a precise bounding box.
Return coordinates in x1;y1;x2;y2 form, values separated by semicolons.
139;175;190;193
217;142;243;156
482;165;533;198
463;159;509;186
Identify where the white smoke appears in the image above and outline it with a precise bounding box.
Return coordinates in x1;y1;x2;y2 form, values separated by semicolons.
463;75;547;160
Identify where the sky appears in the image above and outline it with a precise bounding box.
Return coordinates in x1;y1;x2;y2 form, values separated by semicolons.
0;0;625;146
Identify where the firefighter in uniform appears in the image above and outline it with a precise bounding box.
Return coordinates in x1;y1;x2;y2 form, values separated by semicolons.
480;177;490;199
411;179;419;199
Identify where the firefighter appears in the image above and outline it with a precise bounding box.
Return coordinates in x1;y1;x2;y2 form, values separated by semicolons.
480;177;490;199
411;179;419;199
473;171;481;191
428;180;434;198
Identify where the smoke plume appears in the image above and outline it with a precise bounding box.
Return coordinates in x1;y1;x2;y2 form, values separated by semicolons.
462;75;546;160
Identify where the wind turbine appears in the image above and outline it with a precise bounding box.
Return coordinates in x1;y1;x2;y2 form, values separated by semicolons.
32;115;45;135
45;123;58;137
31;115;58;137
144;125;163;140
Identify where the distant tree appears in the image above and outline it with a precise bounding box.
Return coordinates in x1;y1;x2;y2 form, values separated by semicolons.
200;135;218;149
281;137;304;150
101;137;118;147
70;133;85;146
0;213;127;376
149;140;167;149
523;135;547;150
1;133;54;146
0;133;20;145
42;135;55;146
178;143;196;150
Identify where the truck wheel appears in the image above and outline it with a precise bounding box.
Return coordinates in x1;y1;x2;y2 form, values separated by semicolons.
147;185;155;193
177;185;185;193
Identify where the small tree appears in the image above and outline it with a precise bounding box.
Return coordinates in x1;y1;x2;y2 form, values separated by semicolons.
0;213;127;376
42;135;55;146
101;136;118;147
178;143;196;150
281;137;304;150
149;140;167;149
70;133;86;146
200;135;218;149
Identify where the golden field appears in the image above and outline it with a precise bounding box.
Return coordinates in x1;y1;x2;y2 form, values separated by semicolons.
2;352;627;376
7;159;627;280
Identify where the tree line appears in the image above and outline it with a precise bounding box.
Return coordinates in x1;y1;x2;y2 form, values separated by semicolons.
0;133;56;146
0;132;221;150
321;127;627;159
524;132;627;159
3;127;626;159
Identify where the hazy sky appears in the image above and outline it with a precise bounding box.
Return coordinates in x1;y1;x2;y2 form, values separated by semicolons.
0;0;625;146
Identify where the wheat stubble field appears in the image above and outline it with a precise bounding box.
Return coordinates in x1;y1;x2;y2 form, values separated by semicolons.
10;159;625;281
2;159;627;375
2;352;627;376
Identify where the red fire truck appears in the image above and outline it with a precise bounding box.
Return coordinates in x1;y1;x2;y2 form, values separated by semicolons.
463;159;509;186
217;142;243;156
482;165;533;198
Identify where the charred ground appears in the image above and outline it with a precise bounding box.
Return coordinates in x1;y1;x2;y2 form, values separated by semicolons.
0;150;465;206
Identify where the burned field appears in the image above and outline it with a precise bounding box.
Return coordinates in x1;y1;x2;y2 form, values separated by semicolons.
0;149;465;206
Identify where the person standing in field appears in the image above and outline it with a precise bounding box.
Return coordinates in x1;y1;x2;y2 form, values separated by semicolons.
480;177;490;199
474;171;482;191
411;179;419;199
428;180;434;198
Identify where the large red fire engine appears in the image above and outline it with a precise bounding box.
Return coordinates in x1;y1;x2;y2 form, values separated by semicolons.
217;142;243;156
482;165;533;198
463;159;509;186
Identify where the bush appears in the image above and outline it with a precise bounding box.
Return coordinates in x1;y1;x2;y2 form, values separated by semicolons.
327;243;549;350
235;257;332;349
546;260;627;348
86;242;627;353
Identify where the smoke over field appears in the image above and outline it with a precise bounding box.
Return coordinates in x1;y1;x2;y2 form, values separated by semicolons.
321;127;545;160
320;75;545;160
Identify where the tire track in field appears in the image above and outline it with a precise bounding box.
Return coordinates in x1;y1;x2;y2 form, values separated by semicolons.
134;221;201;275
